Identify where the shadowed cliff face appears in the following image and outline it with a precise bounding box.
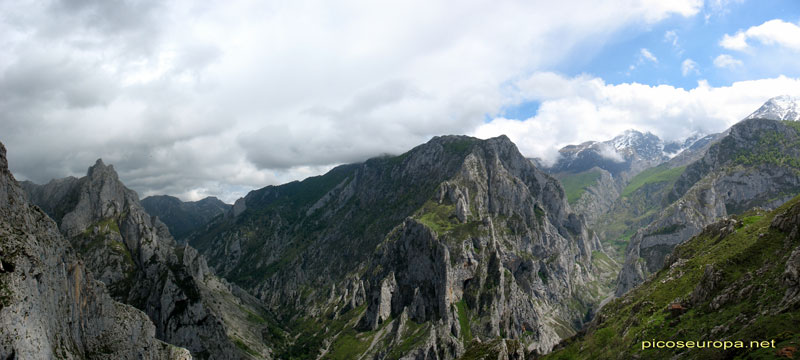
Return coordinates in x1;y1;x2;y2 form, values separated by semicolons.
22;159;273;359
0;141;192;360
616;119;800;296
190;135;613;358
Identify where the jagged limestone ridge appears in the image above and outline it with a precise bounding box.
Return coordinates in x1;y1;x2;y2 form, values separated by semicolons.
0;141;192;360
22;159;272;359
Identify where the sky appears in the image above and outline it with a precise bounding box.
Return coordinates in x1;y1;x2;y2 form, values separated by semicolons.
1;0;800;203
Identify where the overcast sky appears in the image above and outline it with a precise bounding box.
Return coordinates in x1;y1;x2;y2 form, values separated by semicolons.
2;0;800;203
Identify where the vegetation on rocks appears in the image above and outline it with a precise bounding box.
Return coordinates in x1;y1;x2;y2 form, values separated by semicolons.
545;195;800;359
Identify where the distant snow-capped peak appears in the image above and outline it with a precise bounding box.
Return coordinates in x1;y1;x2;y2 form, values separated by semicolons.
745;95;800;121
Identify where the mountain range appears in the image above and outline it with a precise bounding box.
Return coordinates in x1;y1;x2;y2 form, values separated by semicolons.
2;95;800;359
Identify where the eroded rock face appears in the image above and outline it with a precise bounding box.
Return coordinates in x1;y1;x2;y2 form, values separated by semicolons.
192;135;608;358
22;159;271;359
359;139;605;356
616;119;800;296
568;168;619;226
0;141;192;360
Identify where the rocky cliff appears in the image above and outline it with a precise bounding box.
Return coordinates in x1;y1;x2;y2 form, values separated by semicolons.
0;141;192;360
141;195;231;240
190;135;614;358
22;160;272;359
616;118;800;295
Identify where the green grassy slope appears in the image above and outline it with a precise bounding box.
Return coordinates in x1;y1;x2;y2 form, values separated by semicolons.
621;165;685;198
558;170;603;205
544;195;800;360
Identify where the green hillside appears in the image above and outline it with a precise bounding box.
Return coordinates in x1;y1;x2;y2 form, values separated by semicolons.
559;170;603;205
545;195;800;360
621;165;685;198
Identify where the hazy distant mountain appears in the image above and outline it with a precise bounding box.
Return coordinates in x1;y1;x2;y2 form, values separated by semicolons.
141;195;231;240
548;130;708;177
745;95;800;121
542;130;716;228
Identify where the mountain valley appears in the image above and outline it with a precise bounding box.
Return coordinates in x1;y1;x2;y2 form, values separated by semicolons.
2;96;800;359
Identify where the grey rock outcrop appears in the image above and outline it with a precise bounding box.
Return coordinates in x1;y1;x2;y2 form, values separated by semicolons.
0;141;192;360
23;160;272;359
568;167;619;225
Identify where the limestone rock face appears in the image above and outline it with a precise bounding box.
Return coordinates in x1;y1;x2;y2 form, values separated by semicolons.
359;138;605;356
22;159;272;359
616;118;800;295
191;135;608;358
0;141;192;360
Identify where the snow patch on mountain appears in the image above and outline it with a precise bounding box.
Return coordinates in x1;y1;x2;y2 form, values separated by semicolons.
745;95;800;121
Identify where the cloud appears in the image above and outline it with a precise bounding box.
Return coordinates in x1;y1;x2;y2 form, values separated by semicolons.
720;32;749;51
473;73;800;164
681;58;699;76
597;143;625;163
0;0;708;202
664;30;679;47
721;19;800;52
713;54;743;69
640;48;659;63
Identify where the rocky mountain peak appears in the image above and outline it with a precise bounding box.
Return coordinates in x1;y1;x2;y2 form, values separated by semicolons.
20;157;271;359
0;140;193;359
87;158;118;179
745;95;800;121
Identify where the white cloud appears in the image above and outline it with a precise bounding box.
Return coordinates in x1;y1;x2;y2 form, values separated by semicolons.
473;73;800;164
681;58;699;76
597;143;625;163
720;32;749;50
664;30;684;55
721;19;800;51
713;54;743;69
0;0;708;202
640;48;659;63
664;30;679;47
